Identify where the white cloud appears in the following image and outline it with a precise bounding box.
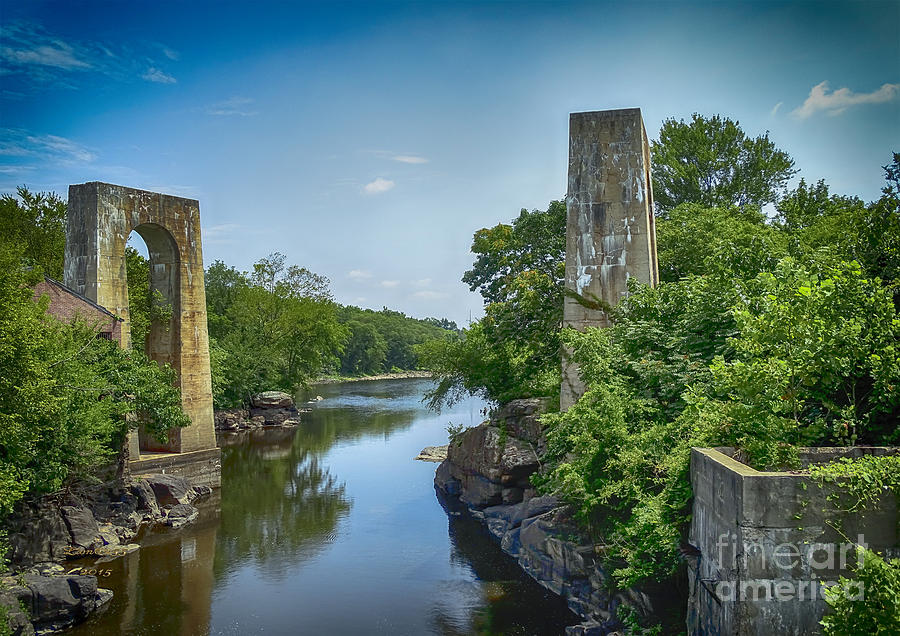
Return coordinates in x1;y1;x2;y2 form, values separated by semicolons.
391;155;429;164
413;290;449;300
412;278;432;287
380;280;400;288
142;67;176;84
0;129;96;163
770;101;783;116
205;96;257;116
1;41;91;70
204;223;241;236
348;269;373;280
792;81;899;119
363;177;395;194
161;46;180;61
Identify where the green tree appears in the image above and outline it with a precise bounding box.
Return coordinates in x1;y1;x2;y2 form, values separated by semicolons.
656;203;787;282
0;186;67;279
341;321;387;374
820;546;900;636
651;113;796;214
0;242;189;518
206;253;347;406
776;158;900;305
423;201;566;408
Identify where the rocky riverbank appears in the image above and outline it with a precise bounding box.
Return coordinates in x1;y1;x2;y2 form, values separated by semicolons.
1;473;211;634
313;370;432;384
433;399;681;635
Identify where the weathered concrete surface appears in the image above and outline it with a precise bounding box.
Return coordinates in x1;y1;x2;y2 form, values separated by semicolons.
128;448;222;490
562;109;659;410
64;182;216;457
687;447;900;635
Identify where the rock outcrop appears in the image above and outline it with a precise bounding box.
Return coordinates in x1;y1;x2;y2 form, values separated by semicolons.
2;473;212;634
414;445;448;462
214;391;305;431
434;398;674;635
4;474;210;568
1;573;112;635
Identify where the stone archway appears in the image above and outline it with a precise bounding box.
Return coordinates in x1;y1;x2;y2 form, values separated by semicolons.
64;182;216;457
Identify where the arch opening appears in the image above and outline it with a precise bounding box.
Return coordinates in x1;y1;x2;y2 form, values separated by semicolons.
124;224;183;452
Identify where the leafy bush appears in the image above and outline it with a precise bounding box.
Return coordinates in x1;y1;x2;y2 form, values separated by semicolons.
539;255;900;585
820;546;900;636
0;243;189;519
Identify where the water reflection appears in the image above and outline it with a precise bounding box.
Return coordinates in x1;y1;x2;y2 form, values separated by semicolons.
66;380;577;635
215;429;350;582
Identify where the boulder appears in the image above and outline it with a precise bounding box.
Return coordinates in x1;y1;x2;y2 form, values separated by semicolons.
251;391;294;409
458;474;503;509
142;474;192;507
214;408;249;430
0;588;34;636
434;460;460;497
60;506;101;549
448;424;539;486
164;504;198;528
11;574;109;633
130;480;160;517
492;397;551;452
415;446;448;462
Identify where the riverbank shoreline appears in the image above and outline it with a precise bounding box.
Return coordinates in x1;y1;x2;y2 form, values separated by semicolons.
312;370;433;384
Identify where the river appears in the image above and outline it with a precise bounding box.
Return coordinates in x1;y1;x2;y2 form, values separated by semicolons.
67;378;578;635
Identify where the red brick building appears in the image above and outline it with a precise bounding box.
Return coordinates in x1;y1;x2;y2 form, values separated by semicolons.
33;277;123;342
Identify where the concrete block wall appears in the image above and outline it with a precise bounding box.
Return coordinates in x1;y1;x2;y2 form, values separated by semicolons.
687;447;899;635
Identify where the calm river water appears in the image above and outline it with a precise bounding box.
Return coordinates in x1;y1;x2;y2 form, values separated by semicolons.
68;378;578;635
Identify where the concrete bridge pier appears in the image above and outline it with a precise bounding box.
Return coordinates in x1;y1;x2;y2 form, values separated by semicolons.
562;109;659;410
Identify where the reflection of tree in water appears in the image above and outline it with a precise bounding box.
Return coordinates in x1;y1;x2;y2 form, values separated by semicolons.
293;406;420;454
426;500;578;635
214;429;351;582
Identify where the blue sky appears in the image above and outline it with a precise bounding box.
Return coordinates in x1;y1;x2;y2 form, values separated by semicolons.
2;0;898;326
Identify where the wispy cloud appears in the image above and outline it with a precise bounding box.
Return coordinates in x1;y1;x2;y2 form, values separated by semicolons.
412;278;432;287
380;280;400;288
204;223;242;236
1;21;180;89
142;67;176;84
348;269;373;280
792;81;900;119
363;177;395;194
0;129;97;163
1;40;91;70
391;154;429;164
365;150;430;164
770;101;783;117
413;290;448;300
205;96;257;117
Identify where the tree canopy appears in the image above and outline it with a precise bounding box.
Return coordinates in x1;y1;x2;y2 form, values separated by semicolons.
651;113;797;214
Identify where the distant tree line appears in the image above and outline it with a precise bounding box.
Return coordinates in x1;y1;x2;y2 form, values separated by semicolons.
200;253;457;408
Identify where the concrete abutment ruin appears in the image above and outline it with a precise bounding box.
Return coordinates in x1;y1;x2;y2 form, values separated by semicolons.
64;182;219;487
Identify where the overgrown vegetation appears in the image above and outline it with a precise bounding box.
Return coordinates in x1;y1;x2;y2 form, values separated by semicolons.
421;112;899;597
419;201;565;408
820;545;900;636
0;206;190;546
